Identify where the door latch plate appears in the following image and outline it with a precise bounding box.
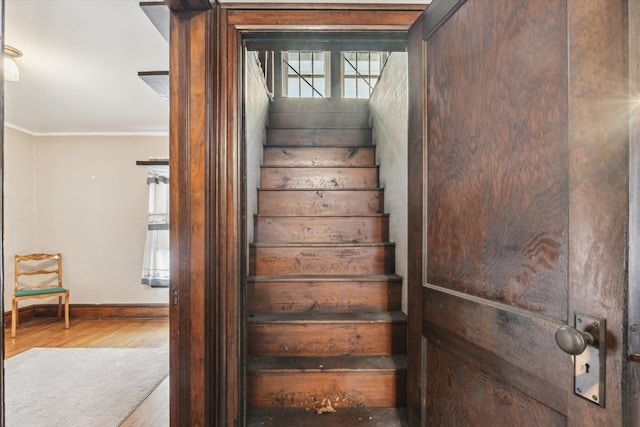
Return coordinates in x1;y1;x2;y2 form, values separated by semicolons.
574;313;605;407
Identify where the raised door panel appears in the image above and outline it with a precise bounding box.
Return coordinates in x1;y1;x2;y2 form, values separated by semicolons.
416;0;629;425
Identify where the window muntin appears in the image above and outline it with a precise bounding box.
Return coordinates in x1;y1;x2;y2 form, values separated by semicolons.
281;50;387;99
283;51;328;98
342;51;386;99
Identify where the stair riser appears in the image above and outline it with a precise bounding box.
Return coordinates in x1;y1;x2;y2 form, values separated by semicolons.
270;98;369;113
267;129;372;147
247;322;406;356
263;147;375;167
255;216;389;243
247;371;406;408
247;281;402;313
250;246;395;276
258;190;384;216
269;112;370;129
261;167;378;190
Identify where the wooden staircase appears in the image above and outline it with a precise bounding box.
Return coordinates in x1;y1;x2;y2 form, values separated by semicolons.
247;98;407;426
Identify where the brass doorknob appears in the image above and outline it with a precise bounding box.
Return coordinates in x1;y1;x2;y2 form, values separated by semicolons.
555;325;595;355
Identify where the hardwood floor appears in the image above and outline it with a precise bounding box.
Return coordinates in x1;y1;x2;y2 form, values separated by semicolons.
4;317;169;426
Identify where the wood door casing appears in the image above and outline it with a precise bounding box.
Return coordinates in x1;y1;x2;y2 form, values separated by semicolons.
416;0;630;425
167;4;423;426
628;0;640;423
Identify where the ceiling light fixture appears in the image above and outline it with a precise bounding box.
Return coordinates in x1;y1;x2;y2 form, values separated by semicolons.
4;45;23;82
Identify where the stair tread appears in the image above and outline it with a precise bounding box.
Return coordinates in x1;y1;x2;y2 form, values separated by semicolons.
248;311;406;324
260;187;383;191
261;165;378;169
270;97;369;110
248;274;402;282
248;355;407;372
254;213;389;220
259;187;383;191
266;144;374;149
247;407;406;427
251;242;395;248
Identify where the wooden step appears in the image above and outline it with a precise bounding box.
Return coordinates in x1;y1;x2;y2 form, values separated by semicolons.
247;407;407;427
247;312;407;357
254;215;389;243
261;167;379;190
247;274;402;313
258;189;384;216
250;243;395;276
247;355;406;409
269;112;370;129
263;147;376;167
267;129;372;147
270;98;369;113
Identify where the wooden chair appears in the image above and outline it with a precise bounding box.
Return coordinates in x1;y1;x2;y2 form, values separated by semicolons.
12;253;70;338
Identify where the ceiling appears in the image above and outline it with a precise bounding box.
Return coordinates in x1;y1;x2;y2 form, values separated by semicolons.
4;0;427;136
5;0;169;135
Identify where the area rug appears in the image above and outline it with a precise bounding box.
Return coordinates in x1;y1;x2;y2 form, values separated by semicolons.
5;347;169;427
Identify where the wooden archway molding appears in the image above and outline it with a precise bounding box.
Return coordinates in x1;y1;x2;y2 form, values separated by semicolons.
166;3;424;426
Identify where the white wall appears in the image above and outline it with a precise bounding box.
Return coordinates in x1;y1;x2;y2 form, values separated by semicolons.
3;127;36;310
3;129;169;310
369;53;409;313
245;50;270;257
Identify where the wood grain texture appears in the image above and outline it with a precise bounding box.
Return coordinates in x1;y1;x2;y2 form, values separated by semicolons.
269;97;368;113
628;0;640;423
567;0;629;424
250;243;395;276
254;215;389;243
425;344;566;427
426;0;568;320
422;285;568;414
166;0;211;12
248;370;405;408
247;407;407;427
258;189;384;216
248;92;407;420
4;318;168;360
226;9;422;30
169;7;216;426
167;5;432;425
120;377;169;427
263;147;375;167
248;312;406;357
406;12;426;427
3;304;169;326
267;129;372;147
260;167;379;190
247;276;401;313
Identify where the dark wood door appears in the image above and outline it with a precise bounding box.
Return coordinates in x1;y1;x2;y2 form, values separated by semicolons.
408;0;631;425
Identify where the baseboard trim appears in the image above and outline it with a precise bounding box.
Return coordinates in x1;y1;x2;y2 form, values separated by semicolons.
4;303;169;326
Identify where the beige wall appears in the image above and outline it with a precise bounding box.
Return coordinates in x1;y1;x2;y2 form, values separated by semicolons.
4;127;37;310
4;129;169;310
369;52;409;313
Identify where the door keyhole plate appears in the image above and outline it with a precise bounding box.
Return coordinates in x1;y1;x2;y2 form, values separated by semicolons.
574;313;606;407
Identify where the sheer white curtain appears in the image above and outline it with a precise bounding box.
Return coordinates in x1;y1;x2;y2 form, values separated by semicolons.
141;174;169;287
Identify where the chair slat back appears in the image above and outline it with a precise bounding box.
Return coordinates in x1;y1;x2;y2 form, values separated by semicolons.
14;253;63;291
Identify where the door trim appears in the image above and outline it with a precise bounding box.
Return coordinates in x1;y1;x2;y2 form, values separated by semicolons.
167;3;424;425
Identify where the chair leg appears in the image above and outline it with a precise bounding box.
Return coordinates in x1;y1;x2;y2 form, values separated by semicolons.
11;298;18;338
64;293;70;329
58;296;62;318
